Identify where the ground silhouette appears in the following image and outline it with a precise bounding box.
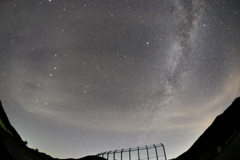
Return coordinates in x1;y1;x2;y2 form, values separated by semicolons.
1;98;240;160
174;97;240;160
0;101;107;160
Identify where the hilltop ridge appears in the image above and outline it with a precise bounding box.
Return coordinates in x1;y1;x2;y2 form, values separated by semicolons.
1;98;240;160
0;100;106;160
174;97;240;160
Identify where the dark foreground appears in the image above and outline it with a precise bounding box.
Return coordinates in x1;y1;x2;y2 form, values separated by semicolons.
1;98;240;160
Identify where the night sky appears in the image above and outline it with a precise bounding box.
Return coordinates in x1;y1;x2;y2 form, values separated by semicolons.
1;0;240;159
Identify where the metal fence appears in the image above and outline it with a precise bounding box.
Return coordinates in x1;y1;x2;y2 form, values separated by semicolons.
96;143;167;160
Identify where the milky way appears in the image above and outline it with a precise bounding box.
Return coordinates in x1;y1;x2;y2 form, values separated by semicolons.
0;0;240;159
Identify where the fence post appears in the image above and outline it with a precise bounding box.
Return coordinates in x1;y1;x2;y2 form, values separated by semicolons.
146;146;149;160
129;148;131;160
153;144;158;160
121;149;124;160
137;147;140;160
107;151;111;160
113;150;117;160
102;152;106;158
161;143;167;160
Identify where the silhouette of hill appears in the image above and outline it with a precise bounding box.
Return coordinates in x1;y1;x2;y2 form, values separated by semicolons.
1;98;240;160
0;101;24;144
174;97;240;160
0;100;106;160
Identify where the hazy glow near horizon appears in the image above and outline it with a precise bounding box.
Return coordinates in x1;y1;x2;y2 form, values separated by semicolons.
0;0;240;159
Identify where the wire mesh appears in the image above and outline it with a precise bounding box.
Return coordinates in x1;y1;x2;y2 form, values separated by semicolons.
96;143;167;160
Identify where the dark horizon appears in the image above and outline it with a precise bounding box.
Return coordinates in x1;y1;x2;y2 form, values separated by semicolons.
1;97;240;160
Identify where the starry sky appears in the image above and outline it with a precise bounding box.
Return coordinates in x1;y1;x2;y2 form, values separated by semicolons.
0;0;240;159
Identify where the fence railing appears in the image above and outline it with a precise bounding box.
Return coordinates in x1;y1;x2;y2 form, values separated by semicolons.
96;143;167;160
